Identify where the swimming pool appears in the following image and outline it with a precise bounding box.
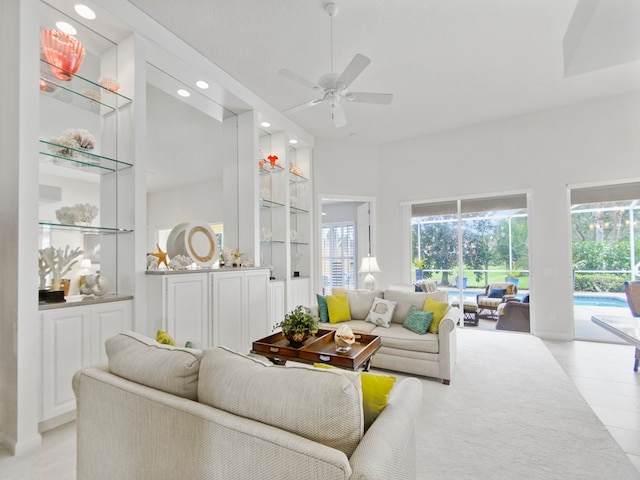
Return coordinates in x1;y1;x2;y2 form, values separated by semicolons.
446;291;628;308
572;296;628;308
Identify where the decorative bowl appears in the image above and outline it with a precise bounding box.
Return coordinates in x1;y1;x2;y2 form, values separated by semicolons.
41;29;85;81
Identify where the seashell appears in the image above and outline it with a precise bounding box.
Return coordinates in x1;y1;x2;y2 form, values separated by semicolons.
335;324;356;349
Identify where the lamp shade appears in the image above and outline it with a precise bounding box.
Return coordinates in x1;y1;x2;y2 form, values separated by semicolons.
359;256;381;274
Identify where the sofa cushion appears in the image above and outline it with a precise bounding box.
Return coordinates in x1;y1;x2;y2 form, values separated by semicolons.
318;319;378;334
372;323;440;353
105;331;202;401
347;289;383;320
403;305;433;334
365;297;397;328
327;294;351;323
424;298;450;334
384;289;448;324
198;346;364;457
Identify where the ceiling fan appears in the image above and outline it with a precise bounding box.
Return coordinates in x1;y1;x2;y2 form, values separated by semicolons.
279;2;393;128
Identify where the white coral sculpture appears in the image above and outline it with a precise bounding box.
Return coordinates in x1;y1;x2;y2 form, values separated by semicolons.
168;255;193;271
48;128;95;158
55;203;99;225
38;245;84;282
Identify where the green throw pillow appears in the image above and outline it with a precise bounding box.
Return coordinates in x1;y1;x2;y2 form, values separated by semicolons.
317;294;329;322
327;294;351;323
423;298;449;334
403;305;433;334
313;364;396;431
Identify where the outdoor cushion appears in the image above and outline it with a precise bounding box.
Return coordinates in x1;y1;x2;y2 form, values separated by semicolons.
488;288;507;298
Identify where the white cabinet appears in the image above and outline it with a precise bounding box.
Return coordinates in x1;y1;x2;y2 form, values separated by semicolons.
289;277;311;311
146;268;269;353
268;280;285;331
41;300;132;424
210;269;269;353
165;274;209;349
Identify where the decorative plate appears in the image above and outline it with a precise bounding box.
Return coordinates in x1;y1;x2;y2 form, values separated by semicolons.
166;223;189;260
185;222;218;267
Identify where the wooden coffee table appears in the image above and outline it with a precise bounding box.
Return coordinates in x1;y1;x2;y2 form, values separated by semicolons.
251;329;381;371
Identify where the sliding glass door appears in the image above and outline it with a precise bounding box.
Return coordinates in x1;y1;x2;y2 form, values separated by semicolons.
411;193;529;329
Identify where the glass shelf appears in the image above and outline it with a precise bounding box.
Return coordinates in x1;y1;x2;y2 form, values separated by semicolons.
289;171;309;184
260;239;286;244
291;241;309;246
40;58;132;112
39;140;132;174
39;222;133;234
290;205;309;214
260;198;285;209
259;164;285;175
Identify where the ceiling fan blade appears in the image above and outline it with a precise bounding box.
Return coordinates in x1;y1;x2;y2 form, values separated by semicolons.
283;98;325;114
346;92;393;105
331;103;347;128
336;54;371;89
278;69;319;90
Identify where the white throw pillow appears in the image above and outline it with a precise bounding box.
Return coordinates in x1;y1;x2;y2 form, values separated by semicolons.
365;298;397;328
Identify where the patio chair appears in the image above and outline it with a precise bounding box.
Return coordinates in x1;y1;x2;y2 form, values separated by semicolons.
623;281;640;317
496;295;530;332
477;282;518;319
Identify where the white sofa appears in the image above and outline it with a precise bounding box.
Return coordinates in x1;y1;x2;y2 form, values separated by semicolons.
313;289;459;384
73;331;423;480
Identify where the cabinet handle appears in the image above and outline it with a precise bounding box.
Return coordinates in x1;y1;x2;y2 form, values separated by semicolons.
269;347;279;353
319;355;330;362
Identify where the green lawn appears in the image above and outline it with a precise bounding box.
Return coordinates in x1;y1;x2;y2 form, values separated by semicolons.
417;268;530;290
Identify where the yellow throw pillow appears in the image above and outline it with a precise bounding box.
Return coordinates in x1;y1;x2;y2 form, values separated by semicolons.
313;364;396;431
156;329;175;346
423;298;449;334
327;294;351;323
361;372;396;430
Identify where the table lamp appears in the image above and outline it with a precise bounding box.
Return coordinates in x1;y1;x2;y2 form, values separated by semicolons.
359;255;381;290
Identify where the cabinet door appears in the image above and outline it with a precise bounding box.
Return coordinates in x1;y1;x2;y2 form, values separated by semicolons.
90;300;133;364
289;277;311;311
165;274;209;349
269;280;285;331
210;272;244;352
245;270;269;345
41;307;91;421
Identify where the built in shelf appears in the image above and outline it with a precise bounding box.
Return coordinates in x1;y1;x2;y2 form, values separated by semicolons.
290;205;309;214
259;164;285;175
40;58;132;112
260;198;285;209
260;239;286;244
289;171;309;183
39;222;133;234
39;140;132;174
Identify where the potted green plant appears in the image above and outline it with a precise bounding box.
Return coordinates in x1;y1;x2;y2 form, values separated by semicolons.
274;305;319;347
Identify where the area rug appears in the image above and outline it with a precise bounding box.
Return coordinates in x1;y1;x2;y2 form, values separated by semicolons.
391;329;639;480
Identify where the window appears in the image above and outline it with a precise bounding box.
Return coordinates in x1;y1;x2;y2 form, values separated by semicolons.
322;222;356;293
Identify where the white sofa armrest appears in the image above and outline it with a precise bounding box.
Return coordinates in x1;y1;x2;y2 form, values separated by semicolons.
437;307;459;384
349;377;423;480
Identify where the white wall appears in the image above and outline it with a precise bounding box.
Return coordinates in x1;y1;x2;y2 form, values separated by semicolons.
146;181;225;252
315;91;640;340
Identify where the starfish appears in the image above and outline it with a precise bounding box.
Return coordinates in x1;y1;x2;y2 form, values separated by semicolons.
233;248;244;260
150;244;168;268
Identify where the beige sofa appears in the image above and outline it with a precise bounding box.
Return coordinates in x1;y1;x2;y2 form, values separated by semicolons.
73;331;423;480
313;289;459;384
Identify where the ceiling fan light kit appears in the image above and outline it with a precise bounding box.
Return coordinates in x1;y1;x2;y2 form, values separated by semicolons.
279;2;393;128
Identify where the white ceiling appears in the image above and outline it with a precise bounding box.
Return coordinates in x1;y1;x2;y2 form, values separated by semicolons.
125;0;640;145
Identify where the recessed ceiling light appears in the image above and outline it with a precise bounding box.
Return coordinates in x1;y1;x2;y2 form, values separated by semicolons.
289;139;298;144
260;121;271;128
195;80;209;89
177;89;191;97
74;4;96;20
56;21;77;35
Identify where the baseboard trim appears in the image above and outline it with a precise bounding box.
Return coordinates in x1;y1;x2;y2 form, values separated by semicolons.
38;410;76;433
0;431;42;456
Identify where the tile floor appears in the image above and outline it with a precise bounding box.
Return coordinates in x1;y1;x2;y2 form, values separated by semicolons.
1;338;639;478
543;339;640;472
